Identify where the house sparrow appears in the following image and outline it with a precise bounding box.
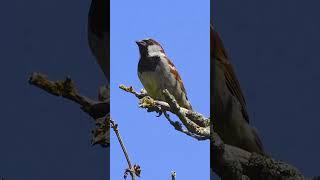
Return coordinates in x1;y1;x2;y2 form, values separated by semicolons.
211;25;265;155
136;38;193;110
88;0;109;81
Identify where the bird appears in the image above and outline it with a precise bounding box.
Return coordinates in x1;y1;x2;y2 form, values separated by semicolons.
136;38;193;110
88;0;109;82
211;25;265;155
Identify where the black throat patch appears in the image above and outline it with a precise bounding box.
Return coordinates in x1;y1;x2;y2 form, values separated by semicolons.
138;56;161;73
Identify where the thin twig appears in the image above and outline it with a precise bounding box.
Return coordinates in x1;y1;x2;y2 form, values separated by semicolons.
162;89;210;138
171;171;176;180
119;84;147;99
163;112;207;141
110;119;137;180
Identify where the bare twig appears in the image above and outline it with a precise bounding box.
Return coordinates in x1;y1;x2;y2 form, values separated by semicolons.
162;89;210;137
111;119;140;180
163;112;207;140
171;171;176;180
119;84;147;99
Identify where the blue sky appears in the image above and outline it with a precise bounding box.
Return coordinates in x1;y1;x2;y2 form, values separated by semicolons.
111;0;210;179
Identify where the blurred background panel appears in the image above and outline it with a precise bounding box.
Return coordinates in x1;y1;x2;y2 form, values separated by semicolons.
212;0;320;179
0;1;108;179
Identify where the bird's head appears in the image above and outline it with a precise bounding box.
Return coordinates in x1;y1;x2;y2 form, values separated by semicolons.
136;38;165;57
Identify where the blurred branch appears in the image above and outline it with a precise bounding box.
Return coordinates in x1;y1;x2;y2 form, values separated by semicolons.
210;126;320;180
29;72;109;147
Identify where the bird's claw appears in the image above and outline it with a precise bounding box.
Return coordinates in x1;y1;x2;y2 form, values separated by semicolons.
156;111;163;117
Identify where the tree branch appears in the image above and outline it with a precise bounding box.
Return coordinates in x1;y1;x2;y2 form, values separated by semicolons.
29;72;109;147
163;111;208;141
120;85;210;140
210;126;320;180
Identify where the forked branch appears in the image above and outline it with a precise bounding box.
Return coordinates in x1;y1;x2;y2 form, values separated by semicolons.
119;85;210;140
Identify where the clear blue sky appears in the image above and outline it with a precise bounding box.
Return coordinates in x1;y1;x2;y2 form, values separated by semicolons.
110;0;210;179
213;0;320;178
0;1;107;179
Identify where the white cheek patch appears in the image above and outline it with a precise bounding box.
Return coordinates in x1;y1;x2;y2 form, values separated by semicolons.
148;45;161;52
148;45;165;57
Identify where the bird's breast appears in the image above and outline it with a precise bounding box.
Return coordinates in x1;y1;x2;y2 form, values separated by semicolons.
138;70;163;99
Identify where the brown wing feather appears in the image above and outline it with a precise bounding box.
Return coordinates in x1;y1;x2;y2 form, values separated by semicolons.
211;26;249;122
166;58;187;96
